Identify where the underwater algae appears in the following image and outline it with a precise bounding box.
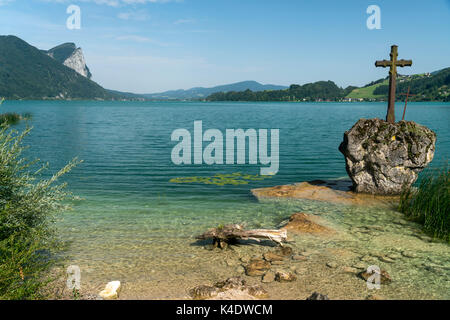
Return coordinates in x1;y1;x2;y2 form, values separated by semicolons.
169;172;273;186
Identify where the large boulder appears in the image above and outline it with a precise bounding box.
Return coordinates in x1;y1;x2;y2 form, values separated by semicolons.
339;118;436;195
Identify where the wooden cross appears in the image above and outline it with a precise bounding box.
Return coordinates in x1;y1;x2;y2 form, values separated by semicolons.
375;45;412;123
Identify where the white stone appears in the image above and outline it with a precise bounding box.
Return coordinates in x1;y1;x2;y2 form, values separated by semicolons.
99;281;121;300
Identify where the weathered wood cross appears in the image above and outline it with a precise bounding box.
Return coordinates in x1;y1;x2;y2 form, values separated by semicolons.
375;45;412;123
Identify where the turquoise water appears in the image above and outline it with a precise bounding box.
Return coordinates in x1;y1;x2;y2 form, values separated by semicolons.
3;101;449;299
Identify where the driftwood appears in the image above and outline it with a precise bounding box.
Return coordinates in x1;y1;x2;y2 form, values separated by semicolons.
196;224;287;249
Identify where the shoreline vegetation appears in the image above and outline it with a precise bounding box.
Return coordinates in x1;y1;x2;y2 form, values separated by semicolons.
0;125;80;299
0;97;32;125
205;68;450;102
399;164;450;242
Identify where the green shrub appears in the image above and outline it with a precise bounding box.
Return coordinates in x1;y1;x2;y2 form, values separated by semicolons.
399;164;450;242
0;125;80;299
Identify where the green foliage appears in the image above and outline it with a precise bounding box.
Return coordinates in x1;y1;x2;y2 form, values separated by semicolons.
0;36;117;100
207;81;345;102
399;165;450;242
0;126;81;299
346;79;388;99
373;68;450;101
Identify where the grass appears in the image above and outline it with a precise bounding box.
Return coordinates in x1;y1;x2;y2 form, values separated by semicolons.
399;164;450;242
0;112;22;125
346;79;388;99
0;98;32;125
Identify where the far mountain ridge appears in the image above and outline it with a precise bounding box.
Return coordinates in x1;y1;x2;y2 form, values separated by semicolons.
143;81;288;100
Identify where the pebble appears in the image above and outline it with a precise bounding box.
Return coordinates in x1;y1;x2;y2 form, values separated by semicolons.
261;271;275;283
386;253;401;260
379;256;395;263
352;262;367;270
342;267;358;274
235;266;245;274
275;270;297;282
393;219;407;226
326;261;338;268
226;259;237;266
292;255;308;262
360;255;378;264
295;268;308;275
240;257;250;264
401;251;417;258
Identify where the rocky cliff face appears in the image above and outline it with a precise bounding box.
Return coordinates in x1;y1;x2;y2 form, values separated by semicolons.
339;118;436;195
62;47;92;79
46;43;91;79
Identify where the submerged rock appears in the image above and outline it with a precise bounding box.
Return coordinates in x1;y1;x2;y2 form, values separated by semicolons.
280;213;331;234
245;259;271;277
251;180;393;206
190;277;268;300
263;251;285;262
339;118;436;195
189;285;220;300
275;270;297;282
262;271;276;283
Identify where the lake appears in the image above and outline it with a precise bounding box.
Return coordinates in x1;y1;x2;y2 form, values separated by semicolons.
3;101;449;299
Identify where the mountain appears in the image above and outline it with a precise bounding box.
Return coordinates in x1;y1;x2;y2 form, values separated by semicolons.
143;81;288;100
43;43;92;79
0;36;118;100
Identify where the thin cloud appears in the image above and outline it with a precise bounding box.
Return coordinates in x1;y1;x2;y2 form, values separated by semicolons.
118;10;150;21
0;0;15;6
174;18;195;25
115;35;173;47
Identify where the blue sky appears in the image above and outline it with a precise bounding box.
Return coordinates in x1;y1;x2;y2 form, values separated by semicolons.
0;0;449;93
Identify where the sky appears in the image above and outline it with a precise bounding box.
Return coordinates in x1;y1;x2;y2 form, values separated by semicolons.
0;0;449;93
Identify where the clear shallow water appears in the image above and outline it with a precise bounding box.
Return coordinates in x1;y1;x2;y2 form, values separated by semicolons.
3;101;449;299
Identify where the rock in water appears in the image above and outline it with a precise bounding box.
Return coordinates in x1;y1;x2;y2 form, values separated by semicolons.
99;281;121;300
339;119;436;195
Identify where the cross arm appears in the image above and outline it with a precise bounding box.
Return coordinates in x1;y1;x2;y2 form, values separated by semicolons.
395;59;412;67
375;60;391;67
